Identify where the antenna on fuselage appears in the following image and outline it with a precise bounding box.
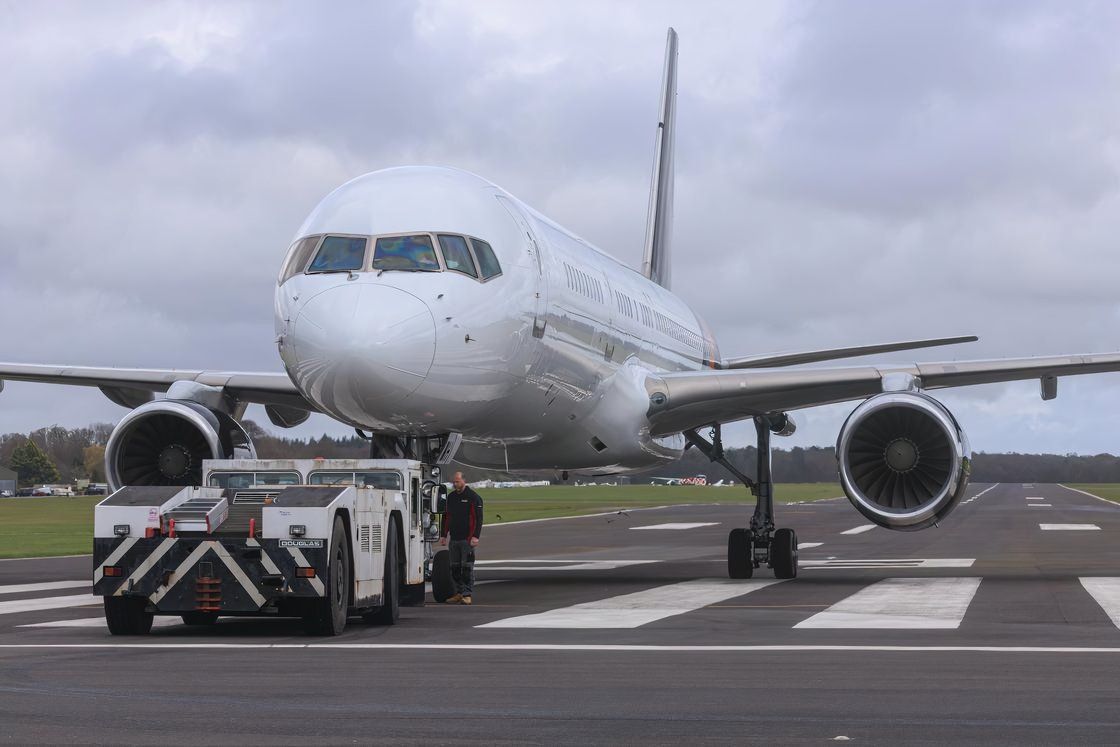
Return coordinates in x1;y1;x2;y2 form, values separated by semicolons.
641;27;678;290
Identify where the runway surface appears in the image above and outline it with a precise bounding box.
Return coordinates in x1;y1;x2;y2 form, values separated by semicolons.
3;482;1120;744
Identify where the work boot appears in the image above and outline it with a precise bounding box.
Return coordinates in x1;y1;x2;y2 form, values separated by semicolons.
445;593;462;604
461;596;472;605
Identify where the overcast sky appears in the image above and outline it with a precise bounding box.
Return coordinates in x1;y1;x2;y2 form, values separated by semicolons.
2;0;1120;454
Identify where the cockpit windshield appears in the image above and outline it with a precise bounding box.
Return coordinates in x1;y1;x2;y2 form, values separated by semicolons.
373;235;441;272
308;235;367;273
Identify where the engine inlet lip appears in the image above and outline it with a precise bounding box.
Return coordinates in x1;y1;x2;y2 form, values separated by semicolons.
837;392;967;523
105;400;224;491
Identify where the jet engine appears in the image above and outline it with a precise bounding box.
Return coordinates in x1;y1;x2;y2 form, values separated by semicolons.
836;391;970;531
105;400;255;491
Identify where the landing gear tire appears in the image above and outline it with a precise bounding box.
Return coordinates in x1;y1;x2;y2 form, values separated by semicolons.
366;520;401;625
181;612;218;626
728;528;754;579
304;516;350;636
104;596;154;636
771;527;798;579
431;549;454;602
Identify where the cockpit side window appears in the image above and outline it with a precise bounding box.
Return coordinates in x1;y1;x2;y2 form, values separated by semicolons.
470;238;502;280
437;234;479;278
308;235;367;273
373;235;441;271
278;235;322;284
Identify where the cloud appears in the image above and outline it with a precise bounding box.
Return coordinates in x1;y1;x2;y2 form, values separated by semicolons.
1;0;1119;455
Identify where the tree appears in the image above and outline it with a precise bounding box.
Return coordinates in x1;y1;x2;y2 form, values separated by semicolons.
9;439;62;487
83;444;106;482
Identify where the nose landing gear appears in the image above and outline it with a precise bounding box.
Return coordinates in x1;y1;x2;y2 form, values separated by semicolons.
684;416;798;580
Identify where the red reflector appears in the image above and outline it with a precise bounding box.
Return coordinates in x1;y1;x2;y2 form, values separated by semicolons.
295;567;315;578
103;566;123;577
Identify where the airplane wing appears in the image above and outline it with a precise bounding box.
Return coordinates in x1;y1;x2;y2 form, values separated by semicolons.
721;335;978;369
0;362;312;412
645;351;1120;436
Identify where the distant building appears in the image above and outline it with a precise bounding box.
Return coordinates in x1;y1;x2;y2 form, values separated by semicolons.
0;466;16;495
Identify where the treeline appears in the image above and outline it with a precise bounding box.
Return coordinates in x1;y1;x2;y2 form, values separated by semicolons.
4;422;1120;485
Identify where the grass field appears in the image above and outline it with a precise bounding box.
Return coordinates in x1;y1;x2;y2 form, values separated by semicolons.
1064;484;1120;503
0;483;841;559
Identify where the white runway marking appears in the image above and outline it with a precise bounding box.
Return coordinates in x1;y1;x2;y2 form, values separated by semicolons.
630;522;719;531
0;553;92;563
1027;504;1052;508
0;581;88;596
795;577;981;629
797;542;823;550
1081;578;1120;628
19;616;181;629
475;559;659;571
1060;484;1120;508
962;484;999;504
477;578;783;629
0;594;101;617
1040;524;1100;531
9;643;1120;653
801;559;974;570
840;525;876;535
1025;497;1046;501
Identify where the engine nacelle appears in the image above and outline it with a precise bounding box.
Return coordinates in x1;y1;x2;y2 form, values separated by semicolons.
105;400;256;491
836;392;970;531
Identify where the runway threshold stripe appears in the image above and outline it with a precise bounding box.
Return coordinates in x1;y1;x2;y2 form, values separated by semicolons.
840;525;875;535
1080;578;1120;628
0;594;102;616
794;577;981;629
476;579;783;629
6;643;1120;653
1040;524;1100;531
0;581;88;596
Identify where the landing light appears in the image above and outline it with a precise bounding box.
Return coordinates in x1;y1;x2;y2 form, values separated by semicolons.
289;524;306;537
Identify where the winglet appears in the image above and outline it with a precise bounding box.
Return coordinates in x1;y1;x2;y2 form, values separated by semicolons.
641;27;678;290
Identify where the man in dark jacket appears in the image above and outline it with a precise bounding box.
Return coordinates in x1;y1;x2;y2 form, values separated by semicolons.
440;472;483;605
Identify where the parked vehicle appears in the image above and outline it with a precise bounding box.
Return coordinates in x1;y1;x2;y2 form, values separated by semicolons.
0;490;12;498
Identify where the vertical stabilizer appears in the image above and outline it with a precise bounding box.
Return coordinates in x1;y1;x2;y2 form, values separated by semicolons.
641;27;678;289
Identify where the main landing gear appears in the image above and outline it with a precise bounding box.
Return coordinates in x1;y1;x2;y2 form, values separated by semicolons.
684;416;798;580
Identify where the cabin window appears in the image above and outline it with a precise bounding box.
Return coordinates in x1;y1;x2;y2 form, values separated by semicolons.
308;235;367;273
470;238;503;280
208;472;300;488
437;234;479;278
308;471;403;490
279;235;322;284
373;235;441;272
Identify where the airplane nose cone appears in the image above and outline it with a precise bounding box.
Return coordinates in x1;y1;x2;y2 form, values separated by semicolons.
287;283;436;416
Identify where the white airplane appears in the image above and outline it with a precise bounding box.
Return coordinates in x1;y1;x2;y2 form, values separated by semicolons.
4;29;1120;578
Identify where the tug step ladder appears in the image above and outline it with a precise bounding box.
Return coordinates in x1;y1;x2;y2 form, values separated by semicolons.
165;494;229;533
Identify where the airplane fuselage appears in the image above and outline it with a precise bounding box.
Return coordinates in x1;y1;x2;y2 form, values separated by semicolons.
275;166;719;474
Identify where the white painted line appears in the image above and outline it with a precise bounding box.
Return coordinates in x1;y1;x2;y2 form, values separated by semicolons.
797;542;823;550
1027;504;1053;508
840;525;876;535
795;577;981;629
0;594;102;616
968;484;999;501
10;643;1120;653
477;578;783;629
1040;524;1100;531
19;616;181;629
0;554;92;563
1025;497;1046;501
1082;578;1120;628
630;522;719;531
802;559;975;569
475;559;659;572
0;580;88;596
1060;484;1120;509
486;504;696;527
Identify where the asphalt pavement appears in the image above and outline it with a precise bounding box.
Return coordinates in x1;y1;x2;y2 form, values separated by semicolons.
3;482;1120;744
